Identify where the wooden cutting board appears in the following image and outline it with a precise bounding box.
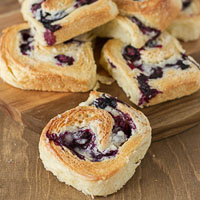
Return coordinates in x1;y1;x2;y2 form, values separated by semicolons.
0;11;200;141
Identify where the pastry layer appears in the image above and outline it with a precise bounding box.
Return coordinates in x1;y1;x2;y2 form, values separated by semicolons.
168;0;200;41
93;15;161;48
100;32;200;107
39;91;151;196
0;23;96;92
21;0;118;46
113;0;181;31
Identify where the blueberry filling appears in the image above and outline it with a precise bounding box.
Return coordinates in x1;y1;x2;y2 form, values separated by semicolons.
182;0;192;10
55;55;75;66
165;54;190;70
121;43;194;105
47;95;136;162
111;111;136;139
123;45;141;61
19;29;34;56
149;67;163;79
122;45;143;71
31;0;97;45
108;59;116;69
90;94;136;139
129;16;161;46
90;94;118;109
46;129;118;161
44;26;61;46
31;0;45;13
137;74;162;106
74;0;98;8
31;0;65;45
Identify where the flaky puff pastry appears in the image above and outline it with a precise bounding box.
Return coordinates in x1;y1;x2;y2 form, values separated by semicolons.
21;0;118;46
39;91;151;196
0;24;96;92
100;32;200;107
93;15;160;49
168;0;200;42
113;0;182;31
94;0;182;48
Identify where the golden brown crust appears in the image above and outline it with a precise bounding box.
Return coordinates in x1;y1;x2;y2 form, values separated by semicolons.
100;34;200;107
39;91;151;196
0;24;97;92
113;0;182;31
21;0;118;46
168;0;200;41
93;15;153;48
43;0;74;11
40;91;151;180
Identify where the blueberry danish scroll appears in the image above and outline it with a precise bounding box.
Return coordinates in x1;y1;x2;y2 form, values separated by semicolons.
21;0;118;46
168;0;200;41
0;24;96;92
100;32;200;107
39;91;151;196
94;0;181;48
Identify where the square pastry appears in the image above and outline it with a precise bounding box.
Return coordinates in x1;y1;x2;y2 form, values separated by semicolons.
0;23;96;92
39;91;151;196
21;0;118;46
168;0;200;41
100;32;200;107
94;0;182;48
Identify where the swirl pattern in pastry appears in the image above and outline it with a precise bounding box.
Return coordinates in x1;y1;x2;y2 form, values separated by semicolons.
100;32;200;107
21;0;118;46
94;15;161;48
39;91;151;196
94;0;181;48
0;23;96;92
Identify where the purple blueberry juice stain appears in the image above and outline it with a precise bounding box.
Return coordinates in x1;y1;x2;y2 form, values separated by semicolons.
122;45;143;71
55;54;75;66
46;128;118;161
129;16;161;44
108;59;116;69
47;95;136;162
137;74;162;106
31;0;46;13
182;0;192;10
31;0;65;46
90;94;118;109
90;94;136;139
121;42;194;106
46;129;93;160
74;0;98;8
165;54;190;70
31;0;97;45
19;29;34;56
149;67;163;79
129;16;162;48
44;26;61;46
111;112;136;139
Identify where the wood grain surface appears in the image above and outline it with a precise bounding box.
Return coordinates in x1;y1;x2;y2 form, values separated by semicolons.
0;10;200;141
0;1;200;199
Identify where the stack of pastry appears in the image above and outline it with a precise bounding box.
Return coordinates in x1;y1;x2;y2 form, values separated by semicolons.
1;0;200;198
95;0;200;107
